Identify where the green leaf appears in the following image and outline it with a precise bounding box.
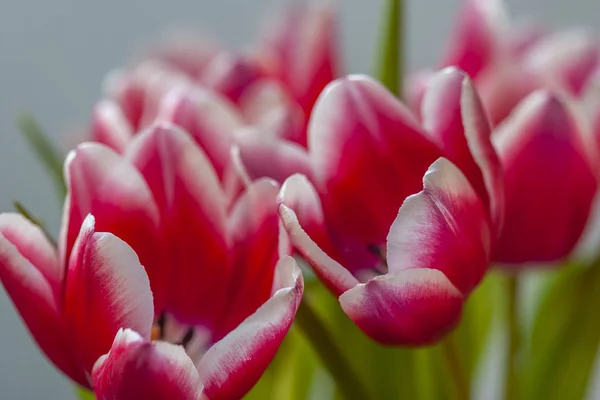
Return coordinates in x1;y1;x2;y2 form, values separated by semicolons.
375;0;403;95
17;113;66;199
75;387;95;400
13;201;57;247
523;263;600;400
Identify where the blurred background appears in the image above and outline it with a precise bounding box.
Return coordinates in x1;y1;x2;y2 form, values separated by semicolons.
1;0;600;398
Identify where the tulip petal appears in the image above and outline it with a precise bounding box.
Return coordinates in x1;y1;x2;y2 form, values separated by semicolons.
235;134;314;184
387;158;491;295
92;329;203;400
278;199;358;296
339;269;463;346
201;52;264;104
441;0;507;79
90;100;134;153
421;67;504;234
218;179;280;336
64;215;154;373
493;91;597;264
61;142;164;311
0;226;87;387
156;87;241;179
197;256;303;400
126;124;229;326
0;213;61;294
309;75;441;246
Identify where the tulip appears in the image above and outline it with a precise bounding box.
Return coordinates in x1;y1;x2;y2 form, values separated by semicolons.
0;214;153;388
409;0;600;126
277;69;501;345
492;91;598;264
92;255;303;400
65;123;292;337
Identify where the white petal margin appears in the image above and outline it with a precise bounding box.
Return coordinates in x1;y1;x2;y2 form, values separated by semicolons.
92;329;204;400
197;256;304;400
278;174;359;296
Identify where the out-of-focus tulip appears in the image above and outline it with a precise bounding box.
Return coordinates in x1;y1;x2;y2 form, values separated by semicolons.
276;69;501;345
92;255;303;400
493;91;597;264
0;214;153;389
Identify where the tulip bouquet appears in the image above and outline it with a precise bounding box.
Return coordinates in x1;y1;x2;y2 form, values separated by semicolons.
5;0;600;399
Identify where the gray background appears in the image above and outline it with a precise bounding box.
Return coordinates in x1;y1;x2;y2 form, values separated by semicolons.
1;0;599;398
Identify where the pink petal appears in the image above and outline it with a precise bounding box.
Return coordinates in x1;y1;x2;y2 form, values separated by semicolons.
63;215;154;373
404;69;435;120
217;179;280;337
156;86;241;179
258;2;339;115
387;158;491;295
235;134;314;184
309;75;441;246
197;256;303;399
126;124;229;327
201;52;265;104
421;67;504;235
278;181;358;296
339;269;463;346
103;69;146;131
0;213;61;295
0;221;87;387
92;329;202;400
61;142;164;312
441;0;507;79
90;100;134;153
493;91;597;264
238;79;307;146
523;28;600;96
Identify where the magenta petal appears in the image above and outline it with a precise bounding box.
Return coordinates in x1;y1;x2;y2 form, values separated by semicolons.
219;179;281;336
64;215;154;373
387;158;491;295
126;124;229;326
421;67;504;234
441;0;506;79
493;91;597;264
61;142;163;312
309;75;441;246
197;256;303;399
90;100;134;153
339;269;463;346
201;52;264;104
0;220;87;387
156;87;241;179
92;329;203;400
236;135;314;184
278;187;358;296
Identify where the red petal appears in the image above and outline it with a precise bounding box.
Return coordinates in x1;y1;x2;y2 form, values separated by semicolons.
156;86;240;179
61;143;164;312
92;329;202;400
197;256;303;399
441;0;507;79
309;75;441;246
126;124;229;326
421;67;504;235
217;179;280;337
0;217;87;387
64;215;154;373
387;158;491;295
339;269;463;346
493;91;597;264
90;100;134;153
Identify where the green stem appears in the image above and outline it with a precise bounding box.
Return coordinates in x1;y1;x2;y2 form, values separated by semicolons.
441;334;469;400
375;0;404;96
294;299;370;400
504;274;520;400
